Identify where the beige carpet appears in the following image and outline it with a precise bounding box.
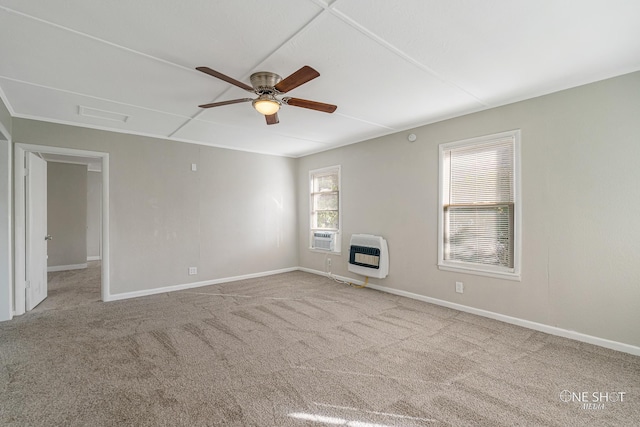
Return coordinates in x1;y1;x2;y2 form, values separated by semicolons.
1;265;638;426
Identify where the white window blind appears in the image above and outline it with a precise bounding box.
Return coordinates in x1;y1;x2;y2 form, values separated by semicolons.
443;137;515;270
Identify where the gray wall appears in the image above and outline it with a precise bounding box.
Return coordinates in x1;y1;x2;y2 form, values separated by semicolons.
12;120;299;295
298;71;640;347
86;171;101;260
47;163;88;268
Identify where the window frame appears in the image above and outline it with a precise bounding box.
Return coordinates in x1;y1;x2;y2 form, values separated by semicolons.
437;130;522;281
309;165;341;253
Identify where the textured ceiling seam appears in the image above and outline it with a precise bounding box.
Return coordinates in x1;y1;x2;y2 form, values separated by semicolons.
0;76;194;121
332;112;395;131
0;6;197;75
326;6;490;107
10;111;298;158
167;5;331;140
307;0;334;10
183;113;336;147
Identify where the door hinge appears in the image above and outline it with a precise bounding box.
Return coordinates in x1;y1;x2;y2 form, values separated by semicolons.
24;168;29;177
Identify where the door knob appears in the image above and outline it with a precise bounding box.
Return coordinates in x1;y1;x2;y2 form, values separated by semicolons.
45;235;52;241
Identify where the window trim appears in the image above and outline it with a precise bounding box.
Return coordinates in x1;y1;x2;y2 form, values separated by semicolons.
437;130;522;281
309;165;342;253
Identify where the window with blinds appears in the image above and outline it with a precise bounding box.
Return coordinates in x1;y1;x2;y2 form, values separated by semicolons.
439;131;520;278
310;165;341;252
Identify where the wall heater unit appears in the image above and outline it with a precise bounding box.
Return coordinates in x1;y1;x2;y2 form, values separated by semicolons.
348;234;389;279
312;231;335;251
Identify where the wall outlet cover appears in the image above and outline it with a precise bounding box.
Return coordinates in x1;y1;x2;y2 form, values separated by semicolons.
189;267;198;275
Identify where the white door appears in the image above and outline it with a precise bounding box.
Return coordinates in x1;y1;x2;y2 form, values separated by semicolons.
26;152;48;311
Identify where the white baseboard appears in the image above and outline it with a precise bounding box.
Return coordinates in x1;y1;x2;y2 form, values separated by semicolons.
47;263;87;272
300;267;640;357
87;256;101;261
105;267;299;302
298;267;355;283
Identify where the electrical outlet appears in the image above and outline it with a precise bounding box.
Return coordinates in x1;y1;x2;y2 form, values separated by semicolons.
455;281;464;294
327;258;332;267
189;267;197;275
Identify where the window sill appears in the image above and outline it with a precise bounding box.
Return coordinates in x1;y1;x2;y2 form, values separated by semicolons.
438;263;521;282
309;248;341;255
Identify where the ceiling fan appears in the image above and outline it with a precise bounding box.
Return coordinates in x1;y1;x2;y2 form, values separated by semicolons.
196;65;337;125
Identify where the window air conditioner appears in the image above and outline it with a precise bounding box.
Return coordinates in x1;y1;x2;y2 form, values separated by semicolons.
312;231;335;251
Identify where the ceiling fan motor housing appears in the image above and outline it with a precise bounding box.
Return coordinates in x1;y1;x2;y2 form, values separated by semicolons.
250;71;282;93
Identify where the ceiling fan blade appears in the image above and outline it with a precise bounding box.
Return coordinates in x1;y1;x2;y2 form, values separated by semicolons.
284;97;337;113
265;112;279;125
196;67;254;92
198;98;253;108
274;66;320;93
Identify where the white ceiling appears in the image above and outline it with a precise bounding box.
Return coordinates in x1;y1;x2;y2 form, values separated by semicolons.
1;1;639;158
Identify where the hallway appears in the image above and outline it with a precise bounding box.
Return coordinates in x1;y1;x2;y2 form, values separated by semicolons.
31;261;101;314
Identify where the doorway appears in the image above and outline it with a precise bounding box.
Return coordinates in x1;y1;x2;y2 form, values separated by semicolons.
14;143;110;316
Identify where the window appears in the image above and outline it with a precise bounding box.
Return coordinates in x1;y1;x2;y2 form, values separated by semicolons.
438;130;521;280
310;166;341;252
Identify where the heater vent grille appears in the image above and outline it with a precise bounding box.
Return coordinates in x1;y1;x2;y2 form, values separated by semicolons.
349;245;381;269
348;234;389;279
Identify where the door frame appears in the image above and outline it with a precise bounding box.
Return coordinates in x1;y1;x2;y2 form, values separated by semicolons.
0;127;11;321
14;143;110;316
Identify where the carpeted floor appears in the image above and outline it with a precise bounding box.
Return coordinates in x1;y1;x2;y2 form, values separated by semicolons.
1;265;638;426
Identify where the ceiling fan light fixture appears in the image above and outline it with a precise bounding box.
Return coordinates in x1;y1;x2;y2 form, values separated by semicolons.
252;95;281;115
196;65;336;124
